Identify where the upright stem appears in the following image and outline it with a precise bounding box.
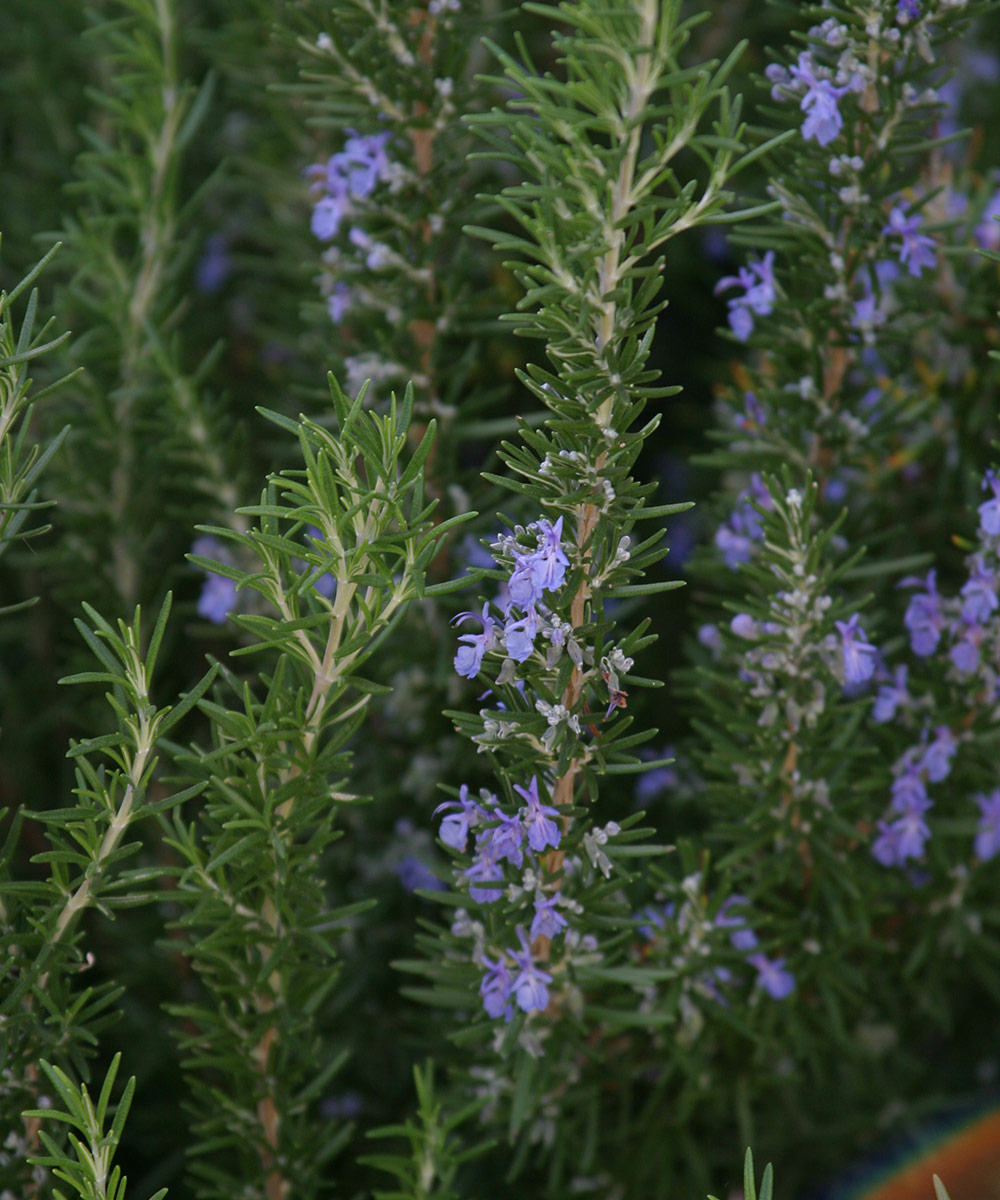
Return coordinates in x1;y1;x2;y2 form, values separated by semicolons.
23;706;155;1198
549;0;660;832
244;488;407;1197
108;0;181;605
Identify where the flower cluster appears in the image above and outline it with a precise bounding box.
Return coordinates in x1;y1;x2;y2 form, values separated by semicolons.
764;29;866;149
714;252;776;341
452;517;572;677
436;777;611;1020
308;131;394;242
635;881;794;1045
872;726;959;866
900;496;1000;682
436;777;562;901
307;131;401;324
705;1;981;588
882;205;937;278
871;469;1000;866
762;0;952;158
714;473;773;568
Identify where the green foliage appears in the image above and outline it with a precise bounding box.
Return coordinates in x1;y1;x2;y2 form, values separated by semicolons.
1;0;999;1198
24;1055;168;1200
0;241;73;613
162;383;471;1200
390;4;801;1196
44;0;235;612
468;0;782;408
1;596;210;1196
360;1061;493;1200
708;1149;773;1200
289;0;516;482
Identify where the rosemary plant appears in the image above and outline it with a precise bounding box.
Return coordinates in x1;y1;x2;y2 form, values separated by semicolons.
1;1;999;1199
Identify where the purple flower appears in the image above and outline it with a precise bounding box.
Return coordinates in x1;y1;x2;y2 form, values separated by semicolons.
507;563;544;612
748;953;795;999
874;259;901;292
196;234;230;294
716;503;762;564
509;928;553;1013
453;603;497;679
835;613;878;685
338;131;391;197
737;391;766;430
978;469;1000;535
434;784;484;851
465;846;504;903
197;574;237;624
883;207;937;278
715;252;776;341
637;902;673;940
975;189;1000;252
826;475;849;504
327;282;351;324
765;61;790;100
191;535;238;624
892;810;933;863
799;79;847;145
395;855;445;893
730;613;757;639
715;475;772;568
634;767;677;803
480;954;515;1021
530;893;568;941
960;555;999;624
503;610;538;662
873;815;929;867
478;811;525;868
715;896;758;952
698;623;723;654
788;52;852;146
890;767;931;816
877;754;935;867
532;516;570;591
900;570;944;656
715;524;755;569
507;517;570;610
950;623;982;674
873;665;910;723
635;746;679;803
975;791;1000;861
514;776;561;853
311;195;347;241
851;272;884;339
852;291;879;329
307;132;392;245
896;0;920;21
918;727;958;783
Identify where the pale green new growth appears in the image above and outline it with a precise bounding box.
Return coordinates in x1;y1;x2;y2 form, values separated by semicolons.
24;1055;167;1200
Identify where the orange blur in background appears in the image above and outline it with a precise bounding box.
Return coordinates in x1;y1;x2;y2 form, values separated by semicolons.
850;1109;1000;1200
